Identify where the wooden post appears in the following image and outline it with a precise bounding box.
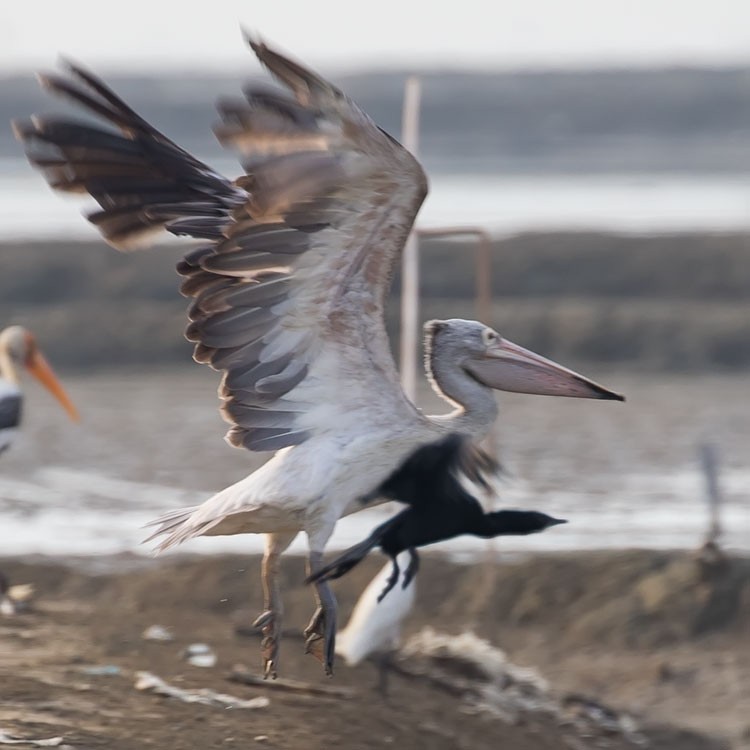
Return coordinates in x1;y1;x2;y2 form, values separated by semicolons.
699;441;723;548
399;76;421;404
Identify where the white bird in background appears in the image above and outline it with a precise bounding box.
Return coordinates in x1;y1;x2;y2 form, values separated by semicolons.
0;325;79;615
15;34;623;676
336;552;416;694
0;326;79;456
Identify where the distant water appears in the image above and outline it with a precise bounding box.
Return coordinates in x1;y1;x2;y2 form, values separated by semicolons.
1;370;748;558
1;162;748;238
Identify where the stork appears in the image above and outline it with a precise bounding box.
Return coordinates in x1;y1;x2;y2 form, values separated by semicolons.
0;326;78;456
0;325;78;614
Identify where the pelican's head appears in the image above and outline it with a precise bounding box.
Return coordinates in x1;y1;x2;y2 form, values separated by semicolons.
424;319;624;401
0;326;80;420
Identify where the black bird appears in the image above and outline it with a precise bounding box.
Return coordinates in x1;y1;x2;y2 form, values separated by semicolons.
307;434;566;600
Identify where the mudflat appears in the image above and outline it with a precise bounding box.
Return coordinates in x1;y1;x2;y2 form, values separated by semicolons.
1;550;747;749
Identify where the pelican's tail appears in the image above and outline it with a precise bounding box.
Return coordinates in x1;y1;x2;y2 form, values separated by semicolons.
13;62;243;251
142;505;219;553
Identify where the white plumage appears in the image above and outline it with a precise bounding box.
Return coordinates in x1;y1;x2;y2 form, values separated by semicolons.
336;553;416;667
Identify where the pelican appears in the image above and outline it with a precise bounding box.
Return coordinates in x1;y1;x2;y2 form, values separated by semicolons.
15;35;623;676
0;326;79;456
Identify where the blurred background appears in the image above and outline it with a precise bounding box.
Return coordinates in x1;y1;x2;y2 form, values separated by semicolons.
1;3;750;749
1;0;748;556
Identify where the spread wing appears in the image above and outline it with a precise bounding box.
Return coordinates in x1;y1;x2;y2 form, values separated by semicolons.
15;37;429;451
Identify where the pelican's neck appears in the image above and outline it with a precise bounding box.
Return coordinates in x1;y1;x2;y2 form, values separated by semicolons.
426;357;499;438
0;347;18;385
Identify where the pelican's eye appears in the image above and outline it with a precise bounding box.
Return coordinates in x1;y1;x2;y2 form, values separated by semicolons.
482;329;499;347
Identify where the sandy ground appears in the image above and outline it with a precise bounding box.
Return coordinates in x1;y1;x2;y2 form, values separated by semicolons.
1;550;747;750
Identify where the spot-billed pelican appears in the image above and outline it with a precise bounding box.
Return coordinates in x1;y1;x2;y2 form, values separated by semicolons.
15;35;623;675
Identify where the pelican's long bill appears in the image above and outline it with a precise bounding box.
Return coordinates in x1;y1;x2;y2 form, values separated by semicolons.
25;348;80;421
467;337;625;401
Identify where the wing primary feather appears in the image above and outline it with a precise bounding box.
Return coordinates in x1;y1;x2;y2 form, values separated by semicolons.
254;360;308;397
222;402;301;429
240;428;311;452
200;251;290;276
222;351;295;391
61;59;156;131
208;336;271;371
218;275;290;308
244;33;341;104
16;68;243;250
21;38;430;452
185;307;278;347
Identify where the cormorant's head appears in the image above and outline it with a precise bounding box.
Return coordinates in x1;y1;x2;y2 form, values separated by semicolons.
482;509;567;537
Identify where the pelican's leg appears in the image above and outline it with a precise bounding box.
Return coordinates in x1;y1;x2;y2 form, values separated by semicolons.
304;550;338;676
253;531;297;679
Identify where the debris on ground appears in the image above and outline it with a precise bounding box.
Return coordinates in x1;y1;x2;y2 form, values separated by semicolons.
135;671;269;709
182;643;217;668
142;624;174;642
0;730;63;747
0;582;35;616
399;628;647;746
230;665;356;698
78;664;122;676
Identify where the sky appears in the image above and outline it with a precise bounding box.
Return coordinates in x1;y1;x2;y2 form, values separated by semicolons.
0;0;748;74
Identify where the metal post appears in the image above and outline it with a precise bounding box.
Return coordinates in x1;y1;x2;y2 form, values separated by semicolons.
475;231;492;325
399;76;421;403
417;226;493;324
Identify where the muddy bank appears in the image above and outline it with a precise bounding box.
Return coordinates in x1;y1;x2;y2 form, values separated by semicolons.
1;549;747;749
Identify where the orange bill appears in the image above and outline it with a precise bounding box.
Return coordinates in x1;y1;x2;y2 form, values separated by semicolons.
25;349;80;421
